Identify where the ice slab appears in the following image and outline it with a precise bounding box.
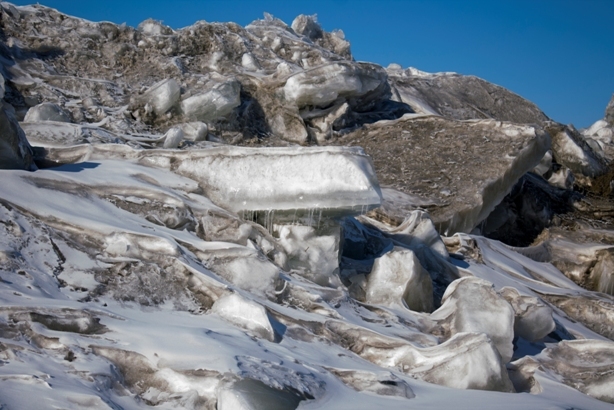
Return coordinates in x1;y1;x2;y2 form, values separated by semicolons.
156;146;382;215
388;70;549;124
39;144;383;216
339;116;550;234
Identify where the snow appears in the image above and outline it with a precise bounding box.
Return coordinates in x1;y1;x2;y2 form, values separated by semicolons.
2;158;614;408
0;165;611;409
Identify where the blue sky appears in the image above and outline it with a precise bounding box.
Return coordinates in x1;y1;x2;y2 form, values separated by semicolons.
9;0;614;128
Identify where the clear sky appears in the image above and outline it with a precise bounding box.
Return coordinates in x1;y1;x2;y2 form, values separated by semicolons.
9;0;614;128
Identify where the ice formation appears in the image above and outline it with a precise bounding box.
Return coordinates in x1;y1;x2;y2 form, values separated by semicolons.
364;248;434;312
23;102;71;123
1;2;614;409
180;79;241;122
431;277;515;362
140;79;182;116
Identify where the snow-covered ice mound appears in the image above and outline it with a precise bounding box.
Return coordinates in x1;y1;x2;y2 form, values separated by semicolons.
1;158;614;409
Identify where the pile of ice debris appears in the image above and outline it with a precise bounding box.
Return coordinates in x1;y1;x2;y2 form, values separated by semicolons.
1;2;614;409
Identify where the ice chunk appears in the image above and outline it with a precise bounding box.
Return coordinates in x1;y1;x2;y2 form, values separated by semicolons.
180;122;208;141
549;124;608;180
161;146;382;215
414;332;514;392
268;110;309;144
327;369;414;399
137;18;173;36
277;224;341;287
367;210;448;259
499;287;555;341
329;321;514;392
513;340;614;404
180;79;241;121
23;102;71;123
0;107;36;170
163;127;184;148
241;53;260;71
141;79;181;115
206;249;281;298
35;145;382;216
212;293;276;342
431;277;515;362
364;247;434;312
304;102;350;143
583;119;611;139
283;62;388;109
533;150;553;177
588;248;614;296
291;14;323;40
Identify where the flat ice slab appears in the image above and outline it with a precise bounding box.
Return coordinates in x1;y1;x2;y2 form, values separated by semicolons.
169;146;382;214
43;144;383;215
